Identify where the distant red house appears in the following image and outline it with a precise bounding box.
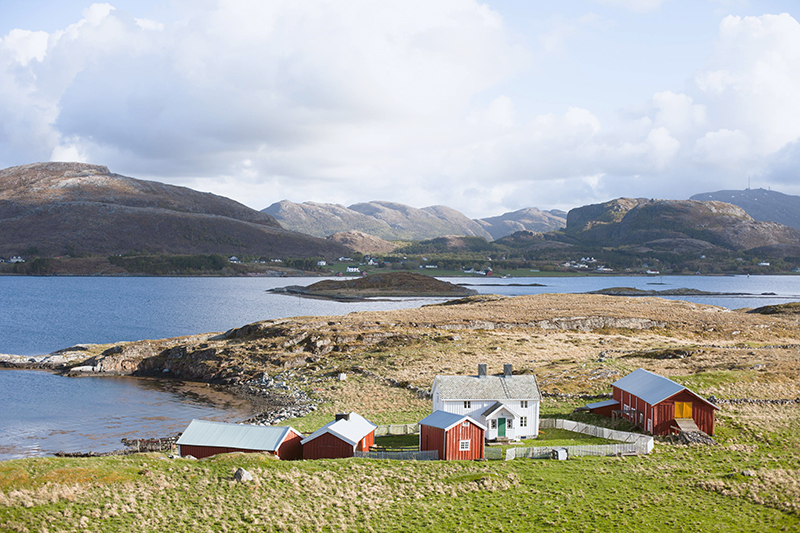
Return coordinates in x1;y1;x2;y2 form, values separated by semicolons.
586;368;718;435
176;419;303;460
419;411;485;461
301;412;377;460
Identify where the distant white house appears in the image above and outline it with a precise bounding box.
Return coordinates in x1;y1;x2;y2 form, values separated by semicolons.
346;266;360;273
317;260;327;266
9;256;25;263
228;256;240;264
431;364;540;441
758;262;771;267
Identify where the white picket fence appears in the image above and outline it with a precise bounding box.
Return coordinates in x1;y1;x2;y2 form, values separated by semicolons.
539;418;654;453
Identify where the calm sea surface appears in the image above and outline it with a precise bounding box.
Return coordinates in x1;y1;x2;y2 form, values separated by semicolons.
1;274;798;460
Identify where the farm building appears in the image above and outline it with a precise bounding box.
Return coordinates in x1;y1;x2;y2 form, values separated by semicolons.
301;412;377;459
419;411;485;461
176;419;303;460
586;368;719;435
431;364;540;441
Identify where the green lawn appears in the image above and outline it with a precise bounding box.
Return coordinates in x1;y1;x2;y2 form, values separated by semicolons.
2;402;798;531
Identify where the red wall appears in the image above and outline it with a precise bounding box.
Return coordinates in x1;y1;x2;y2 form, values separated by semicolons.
179;429;304;460
302;432;359;459
421;421;484;461
614;386;716;436
654;390;716;435
179;445;276;460
277;430;304;461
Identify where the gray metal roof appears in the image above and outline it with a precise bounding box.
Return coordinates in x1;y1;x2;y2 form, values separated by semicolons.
176;419;298;451
419;410;486;431
433;374;540;401
481;401;520;419
612;368;717;409
300;412;377;447
585;399;619;410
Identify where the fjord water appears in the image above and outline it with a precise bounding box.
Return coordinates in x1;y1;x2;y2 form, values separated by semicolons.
0;370;254;460
1;274;798;460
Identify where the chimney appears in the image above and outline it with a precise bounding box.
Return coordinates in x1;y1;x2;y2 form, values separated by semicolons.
335;413;350;421
504;364;513;378
478;364;487;379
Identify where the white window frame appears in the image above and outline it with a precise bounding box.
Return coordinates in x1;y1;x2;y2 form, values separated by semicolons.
459;440;470;451
507;419;514;430
463;400;471;409
462;421;470;428
490;419;497;429
520;400;528;409
520;416;527;428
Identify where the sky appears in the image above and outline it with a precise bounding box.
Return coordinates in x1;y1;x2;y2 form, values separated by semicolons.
2;0;800;218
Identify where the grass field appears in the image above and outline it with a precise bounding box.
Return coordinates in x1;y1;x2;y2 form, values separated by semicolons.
1;399;798;533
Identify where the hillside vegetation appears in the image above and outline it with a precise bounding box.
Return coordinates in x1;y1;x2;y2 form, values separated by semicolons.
0;163;347;259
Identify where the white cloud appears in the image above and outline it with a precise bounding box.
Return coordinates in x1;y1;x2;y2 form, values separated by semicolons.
591;0;666;13
1;29;48;65
2;3;800;216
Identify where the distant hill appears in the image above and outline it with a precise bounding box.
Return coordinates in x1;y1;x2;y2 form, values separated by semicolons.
561;197;800;256
325;231;398;255
476;207;566;239
0;162;347;258
263;200;565;241
690;188;800;231
264;200;493;240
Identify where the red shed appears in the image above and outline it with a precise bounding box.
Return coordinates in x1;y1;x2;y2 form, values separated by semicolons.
176;419;303;460
419;410;486;461
301;412;377;460
588;368;718;435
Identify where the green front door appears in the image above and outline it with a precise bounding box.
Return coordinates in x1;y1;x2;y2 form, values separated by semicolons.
498;418;506;437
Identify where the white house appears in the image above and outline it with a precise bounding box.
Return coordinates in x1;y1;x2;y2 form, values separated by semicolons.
430;364;540;441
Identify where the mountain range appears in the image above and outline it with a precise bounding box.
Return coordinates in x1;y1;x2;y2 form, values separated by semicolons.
2;161;798;263
263;200;566;241
0;163;347;258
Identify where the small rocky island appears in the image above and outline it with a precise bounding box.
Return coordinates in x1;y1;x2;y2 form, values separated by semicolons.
270;271;477;300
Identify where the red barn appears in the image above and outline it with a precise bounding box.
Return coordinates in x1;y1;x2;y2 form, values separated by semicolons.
176;419;303;460
587;368;719;435
301;412;377;460
419;410;485;461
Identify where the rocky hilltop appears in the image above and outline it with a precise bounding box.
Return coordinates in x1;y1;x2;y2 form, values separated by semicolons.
264;200;566;241
476;207;566;240
0;162;348;258
272;271;477;300
691;188;800;231
561;197;800;255
264;200;493;241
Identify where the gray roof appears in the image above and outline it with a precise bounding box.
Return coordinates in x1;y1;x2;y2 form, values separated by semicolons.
176;419;299;451
300;412;377;447
482;401;520;419
419;410;486;431
433;374;540;401
585;399;619;410
612;369;718;409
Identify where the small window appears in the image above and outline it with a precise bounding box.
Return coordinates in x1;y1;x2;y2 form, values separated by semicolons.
520;400;528;409
459;440;470;451
490;419;497;429
464;401;471;409
507;419;514;430
462;421;470;428
520;416;527;428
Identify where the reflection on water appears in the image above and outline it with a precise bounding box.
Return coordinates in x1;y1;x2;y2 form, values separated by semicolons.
0;369;256;461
